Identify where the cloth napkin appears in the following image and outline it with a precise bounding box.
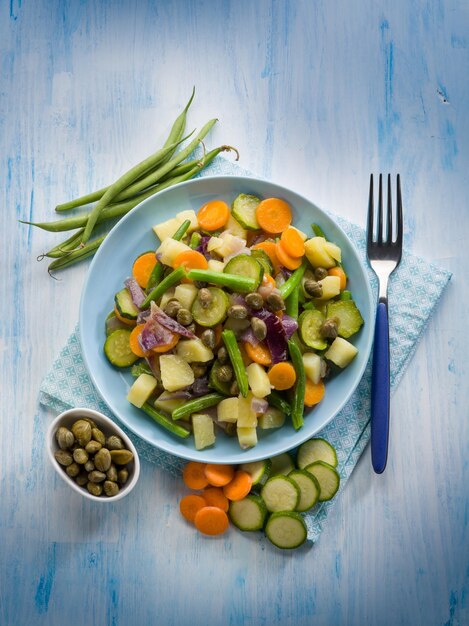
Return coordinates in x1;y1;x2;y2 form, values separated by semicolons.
39;158;451;543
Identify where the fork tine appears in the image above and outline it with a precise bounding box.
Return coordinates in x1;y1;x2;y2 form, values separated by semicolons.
396;173;403;247
387;173;392;243
367;174;374;246
377;174;383;244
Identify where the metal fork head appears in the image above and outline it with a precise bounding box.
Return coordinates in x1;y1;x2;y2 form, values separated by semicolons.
366;174;403;301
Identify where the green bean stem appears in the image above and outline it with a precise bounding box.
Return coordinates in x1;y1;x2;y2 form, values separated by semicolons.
222;330;249;397
279;260;307;300
146;219;191;290
267;391;292;416
171;392;225;421
42;228;85;258
141;403;191;438
287;339;305;430
187;269;257;293
47;235;106;273
285;287;299;319
141;266;186;309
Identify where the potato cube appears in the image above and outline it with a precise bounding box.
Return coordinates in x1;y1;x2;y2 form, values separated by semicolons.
159;287;175;310
226;214;248;239
303;353;322;384
192;413;216;450
174;283;198;310
152;217;181;242
160;355;195;391
324;337;358;368
237;427;258;449
176;338;214;363
304;237;336;269
217;397;239;423
127;374;158;408
154;390;186;414
176;210;198;233
155;238;191;266
247;363;271;398
207;259;225;273
258;407;286;429
317;275;341;300
237;393;258;428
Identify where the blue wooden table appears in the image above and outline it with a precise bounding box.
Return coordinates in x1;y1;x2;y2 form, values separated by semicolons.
1;1;468;624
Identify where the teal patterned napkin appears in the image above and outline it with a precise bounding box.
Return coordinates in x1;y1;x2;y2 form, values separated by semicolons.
39;158;451;542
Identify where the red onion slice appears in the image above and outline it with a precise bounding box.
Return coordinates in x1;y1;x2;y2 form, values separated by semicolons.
139;317;175;351
240;327;260;347
251;397;269;414
150;302;196;339
281;314;298;339
252;309;288;364
124;277;146;308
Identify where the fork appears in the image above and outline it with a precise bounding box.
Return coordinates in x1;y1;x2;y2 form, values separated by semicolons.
366;174;403;474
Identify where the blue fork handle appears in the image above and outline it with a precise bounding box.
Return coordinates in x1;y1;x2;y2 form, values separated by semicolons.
371;301;390;473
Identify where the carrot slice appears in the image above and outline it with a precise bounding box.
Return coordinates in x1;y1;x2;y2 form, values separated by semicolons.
113;306;137;327
243;341;272;366
202;487;230;512
129;324;149;357
197;200;230;231
194;506;230;535
304;379;325;407
223;471;253;501
182;461;209;490
173;249;209;272
132;252;158;289
252;241;281;275
239;342;253;367
151;332;180;353
204;464;235;487
268;362;297;390
179;494;207;523
276;241;303;270
328;266;347;290
262;273;277;289
255;198;292;234
280;227;305;258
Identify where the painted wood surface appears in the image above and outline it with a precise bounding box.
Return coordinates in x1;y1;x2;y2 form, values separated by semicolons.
1;1;468;624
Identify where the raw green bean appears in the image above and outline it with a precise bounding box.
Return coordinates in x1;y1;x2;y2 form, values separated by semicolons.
171;393;224;421
160;86;195;164
285;287;299;319
159;145;239;182
141;403;191;438
141;266;186;309
267;391;292;416
146;220;191;290
222;330;249;397
287;339;305;430
42;228;85;258
187;269;257;293
279;260;307;300
47;235;106;272
339;290;352;301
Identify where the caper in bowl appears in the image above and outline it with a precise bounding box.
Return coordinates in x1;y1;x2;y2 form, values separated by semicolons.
46;407;140;502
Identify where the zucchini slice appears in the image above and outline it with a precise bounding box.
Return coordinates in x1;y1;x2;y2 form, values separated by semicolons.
251;249;273;275
265;511;307;549
260;475;300;512
325;300;364;339
269;452;295;476
231;193;261;230
229;494;268;531
191;287;229;327
104;329;139;368
240;459;272;486
298;309;328;350
288;469;320;512
208;360;232;395
114;287;140;321
224;254;264;290
296;438;338;469
304;461;340;501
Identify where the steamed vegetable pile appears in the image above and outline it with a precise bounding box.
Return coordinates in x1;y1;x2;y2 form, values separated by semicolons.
179;438;340;549
23;88;238;273
104;191;364;450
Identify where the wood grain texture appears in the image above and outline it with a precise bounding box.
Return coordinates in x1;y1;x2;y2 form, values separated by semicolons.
1;1;468;624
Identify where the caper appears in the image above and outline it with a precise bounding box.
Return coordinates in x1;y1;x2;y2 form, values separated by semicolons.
304;279;323;298
176;308;193;326
94;448;112;472
85;440;102;455
91;427;106;446
320;318;339;339
186;322;197;334
191;362;207;378
71;420;92;446
106;464;118;482
229;380;239;396
66;462;80;478
110;449;134;465
88;470;107;483
217;347;229;364
200;328;216;349
106;435;125;451
103;481;120;497
55;427;75;450
245;292;264;310
266;292;285;311
81;416;98;430
314;267;328;280
87;482;103;496
217;364;233;383
164;299;181;318
228;304;248;319
250;317;267;341
76;472;88;487
117;469;129;485
54;450;73;466
197;287;213;308
84;460;95;472
73;448;89;465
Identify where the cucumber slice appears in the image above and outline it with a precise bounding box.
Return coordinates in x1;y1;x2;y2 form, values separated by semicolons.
229;494;268;531
104;329;139;368
297;438;338;469
269;452;295;476
325;300;364;338
208;360;232;395
191;287;229;327
265;511;307;549
288;469;320;512
114;287;140;321
304;461;340;501
298;309;327;350
224;254;264;289
240;459;272;486
231;193;261;230
251;249;273;275
260;475;300;512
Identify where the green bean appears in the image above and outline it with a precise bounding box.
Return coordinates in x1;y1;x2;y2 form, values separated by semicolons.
189;232;202;249
267;391;292;416
222;330;249;397
187;269;257;293
160;86;195;164
279;260;307;300
42;228;85;258
141;266;186;309
159;145;239;182
172;219;191;241
339;290;352;301
47;235;106;273
287;340;305;430
171;393;224;421
141;403;191;438
146;220;191;290
285;287;299;319
311;223;326;238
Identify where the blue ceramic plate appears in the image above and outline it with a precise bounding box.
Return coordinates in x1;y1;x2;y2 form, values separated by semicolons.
80;175;374;464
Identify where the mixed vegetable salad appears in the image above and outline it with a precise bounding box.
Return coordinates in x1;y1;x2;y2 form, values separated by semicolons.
103;193;364;450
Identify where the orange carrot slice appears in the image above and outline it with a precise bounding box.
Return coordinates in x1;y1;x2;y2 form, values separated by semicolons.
197;200;230;231
304;379;325;407
202;487;230;512
132;252;158;289
182;461;209;490
173;249;209;272
194;506;230;535
204;464;235;487
280;227;305;258
252;241;281;275
223;471;253;501
129;324;149;357
151;332;180;353
255;198;292;234
276;241;303;270
179;494;207;523
268;362;297;390
328;266;347;290
243;341;272;366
